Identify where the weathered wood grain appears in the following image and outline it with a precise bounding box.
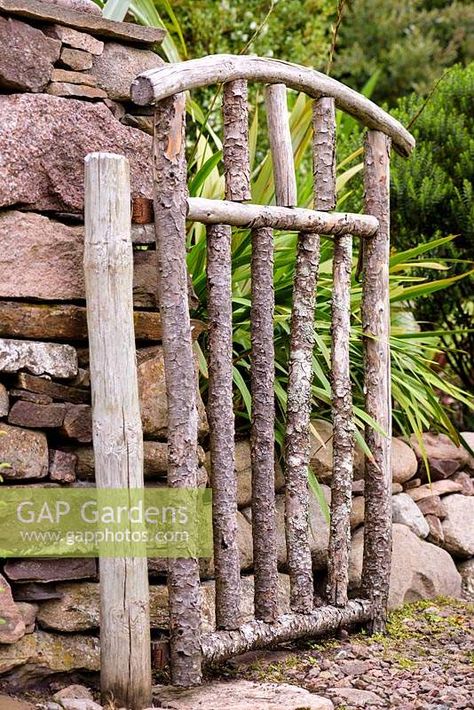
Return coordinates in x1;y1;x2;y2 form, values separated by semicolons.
361;130;392;634
187;197;378;236
153;95;202;686
0;0;165;46
265;83;297;207
131;54;415;156
223;80;251;202
206;224;241;629
84;152;151;709
250;226;279;622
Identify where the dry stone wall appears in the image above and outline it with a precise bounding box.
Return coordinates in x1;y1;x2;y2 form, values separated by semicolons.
0;0;473;689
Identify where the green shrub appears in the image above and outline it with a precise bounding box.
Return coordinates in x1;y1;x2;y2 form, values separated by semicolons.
332;0;474;105
160;0;333;66
390;62;474;391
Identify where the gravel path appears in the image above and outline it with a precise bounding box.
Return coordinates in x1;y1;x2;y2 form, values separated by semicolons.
217;597;474;709
2;597;473;709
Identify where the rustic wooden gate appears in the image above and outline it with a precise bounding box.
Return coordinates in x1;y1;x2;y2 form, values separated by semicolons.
131;54;415;687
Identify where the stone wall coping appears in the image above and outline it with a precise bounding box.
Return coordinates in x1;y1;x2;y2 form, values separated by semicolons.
0;0;166;46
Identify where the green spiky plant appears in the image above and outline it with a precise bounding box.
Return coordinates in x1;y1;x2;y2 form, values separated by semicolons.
101;0;473;468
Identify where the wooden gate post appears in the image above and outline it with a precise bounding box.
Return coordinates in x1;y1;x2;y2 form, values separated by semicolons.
361;131;392;633
84;152;152;708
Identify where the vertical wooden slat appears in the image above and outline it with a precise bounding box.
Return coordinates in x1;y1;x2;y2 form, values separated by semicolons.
207;223;241;629
327;232;354;606
284;229;320;613
313;98;336;210
223;79;251;202
153;94;202;686
314;95;355;608
361;130;392;634
251;225;278;622
265;83;297;207
84;153;152;709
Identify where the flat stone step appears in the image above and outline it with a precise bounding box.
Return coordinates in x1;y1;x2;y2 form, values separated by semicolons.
153;680;334;710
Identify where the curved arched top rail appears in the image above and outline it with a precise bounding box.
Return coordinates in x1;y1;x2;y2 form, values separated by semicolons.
131;54;415;157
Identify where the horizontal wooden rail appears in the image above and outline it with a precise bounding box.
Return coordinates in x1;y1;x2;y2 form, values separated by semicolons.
200;599;372;664
187;198;378;236
131;55;415;156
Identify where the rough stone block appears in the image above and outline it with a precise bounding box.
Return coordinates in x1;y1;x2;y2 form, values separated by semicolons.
137;346;208;439
392;493;429;538
16;373;89;405
46;82;108;99
60;47;93;70
409;432;469;480
50;68;98;85
61;404;92;442
8;401;66;428
0;573;26;644
425;514;444;546
0;382;9;416
0;94;152;212
49;0;102;15
0;423;48;480
16;603;37;634
0;339;77;378
0;630;99;679
350;523;462;609
49;449;77;482
441;494;474;557
45;24;104;54
92;40;163;101
0;212;159;308
9;389;53;405
3;558;96;583
0;16;60;92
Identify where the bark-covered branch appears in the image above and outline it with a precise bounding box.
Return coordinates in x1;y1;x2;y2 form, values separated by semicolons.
153;94;202;686
361;130;392;634
201;599;372;664
207;224;241;630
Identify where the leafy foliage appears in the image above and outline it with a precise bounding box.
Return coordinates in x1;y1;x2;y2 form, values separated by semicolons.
332;0;474;104
158;0;333;66
105;0;473;442
390;63;474;391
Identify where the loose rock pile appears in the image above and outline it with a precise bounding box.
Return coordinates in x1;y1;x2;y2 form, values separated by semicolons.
0;0;472;691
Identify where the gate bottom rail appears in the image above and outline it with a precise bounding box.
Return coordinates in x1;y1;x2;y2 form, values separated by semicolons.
195;599;371;665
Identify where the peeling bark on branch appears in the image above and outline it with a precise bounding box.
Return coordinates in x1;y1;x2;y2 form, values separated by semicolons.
284;231;320;613
201;599;372;664
187;197;378;236
313;97;336;211
207;224;241;630
223;80;251;202
265;83;297;207
328;234;354;607
153;95;202;686
251;226;278;622
313;96;355;608
361;130;392;634
84;153;151;709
